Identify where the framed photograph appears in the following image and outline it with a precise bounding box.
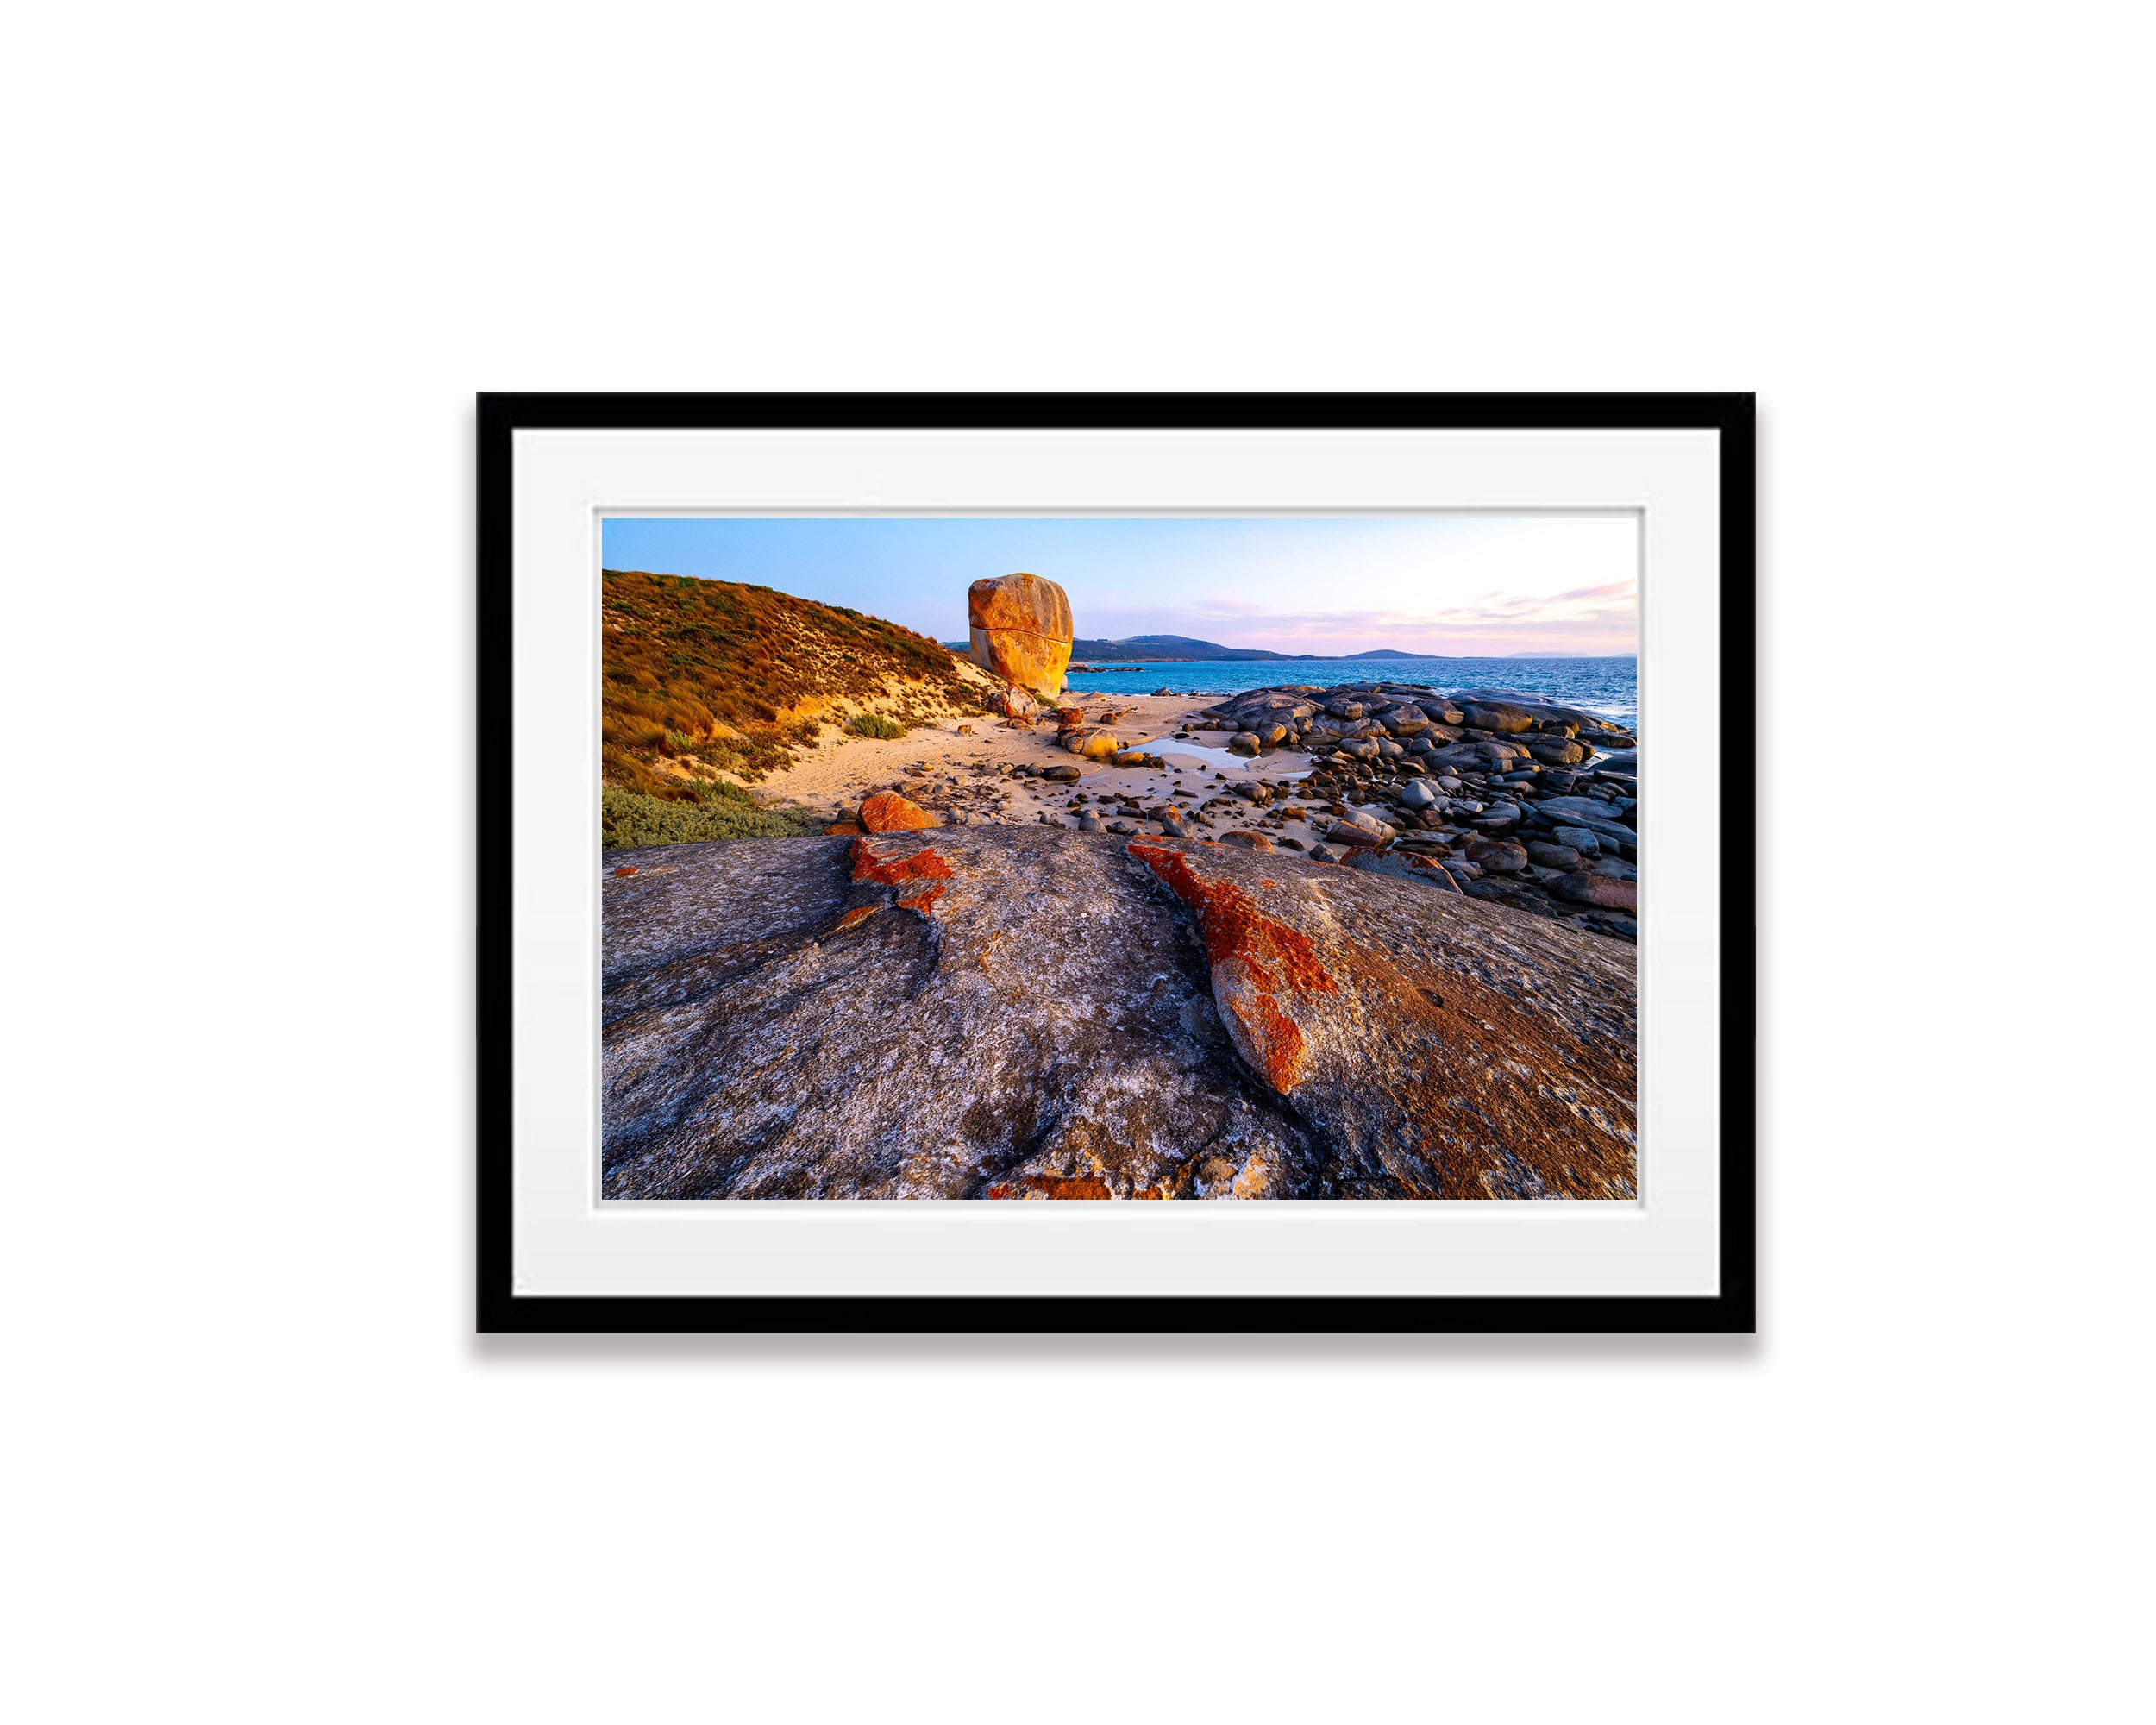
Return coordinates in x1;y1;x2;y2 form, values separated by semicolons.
479;393;1754;1333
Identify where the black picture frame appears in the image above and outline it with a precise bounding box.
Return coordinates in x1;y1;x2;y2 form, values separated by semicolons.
478;392;1755;1334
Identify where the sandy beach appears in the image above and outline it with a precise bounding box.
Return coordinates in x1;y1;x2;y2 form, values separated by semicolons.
753;693;1330;833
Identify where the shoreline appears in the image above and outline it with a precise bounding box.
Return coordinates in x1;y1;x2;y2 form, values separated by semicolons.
730;675;1639;942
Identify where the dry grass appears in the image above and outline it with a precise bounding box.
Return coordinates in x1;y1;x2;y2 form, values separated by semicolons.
602;570;982;798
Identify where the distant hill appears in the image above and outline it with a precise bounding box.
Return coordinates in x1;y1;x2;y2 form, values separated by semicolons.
1070;634;1298;662
951;632;1625;662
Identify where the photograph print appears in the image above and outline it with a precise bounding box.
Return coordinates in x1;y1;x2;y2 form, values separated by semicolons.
599;513;1639;1201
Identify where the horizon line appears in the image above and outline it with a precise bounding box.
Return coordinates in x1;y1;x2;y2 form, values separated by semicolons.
939;639;1638;662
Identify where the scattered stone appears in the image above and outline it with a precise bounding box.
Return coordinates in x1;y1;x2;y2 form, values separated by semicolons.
1061;725;1122;759
1347;848;1462;893
1539;795;1634;831
1521;738;1577;767
859;792;941;832
1550;872;1638;912
1040;763;1083;782
1229;731;1262;756
1551;825;1601;855
1465;838;1528;874
1324;810;1395;846
1458;701;1536;734
1526;841;1582;869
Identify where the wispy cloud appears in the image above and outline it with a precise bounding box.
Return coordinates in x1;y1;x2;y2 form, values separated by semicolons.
1087;576;1638;656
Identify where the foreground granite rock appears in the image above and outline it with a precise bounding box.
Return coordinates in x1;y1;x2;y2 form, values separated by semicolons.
602;829;1636;1200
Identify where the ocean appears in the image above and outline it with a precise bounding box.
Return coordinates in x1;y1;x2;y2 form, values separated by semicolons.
1053;656;1637;725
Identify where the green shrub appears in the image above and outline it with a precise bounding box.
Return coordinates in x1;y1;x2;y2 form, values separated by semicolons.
602;786;826;850
849;713;905;739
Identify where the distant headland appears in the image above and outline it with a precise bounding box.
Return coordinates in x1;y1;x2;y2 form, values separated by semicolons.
939;631;1617;662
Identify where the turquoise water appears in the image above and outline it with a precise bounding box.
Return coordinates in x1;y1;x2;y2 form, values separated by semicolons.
1057;656;1637;724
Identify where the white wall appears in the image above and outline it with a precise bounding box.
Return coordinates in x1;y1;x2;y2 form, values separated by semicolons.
4;5;2145;1722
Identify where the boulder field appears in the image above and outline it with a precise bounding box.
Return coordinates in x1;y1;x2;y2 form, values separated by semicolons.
601;827;1636;1201
1177;681;1640;934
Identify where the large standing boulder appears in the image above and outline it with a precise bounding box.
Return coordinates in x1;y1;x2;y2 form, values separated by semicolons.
967;573;1074;697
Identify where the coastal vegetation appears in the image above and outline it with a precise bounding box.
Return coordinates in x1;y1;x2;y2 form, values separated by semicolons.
602;569;981;795
602;784;826;849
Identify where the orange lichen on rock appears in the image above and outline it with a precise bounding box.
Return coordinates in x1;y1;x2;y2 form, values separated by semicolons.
1127;841;1337;1095
985;1173;1113;1200
850;838;956;888
849;837;956;916
833;906;880;932
858;791;941;833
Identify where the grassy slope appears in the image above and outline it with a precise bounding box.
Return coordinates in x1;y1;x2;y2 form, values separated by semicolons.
602;569;983;800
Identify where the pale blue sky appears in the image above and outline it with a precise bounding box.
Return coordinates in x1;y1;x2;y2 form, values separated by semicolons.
599;515;1637;656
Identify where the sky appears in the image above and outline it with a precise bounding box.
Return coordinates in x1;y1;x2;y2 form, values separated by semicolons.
599;515;1638;656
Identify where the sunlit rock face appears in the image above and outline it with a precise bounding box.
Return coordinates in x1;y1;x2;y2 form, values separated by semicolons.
967;573;1074;697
